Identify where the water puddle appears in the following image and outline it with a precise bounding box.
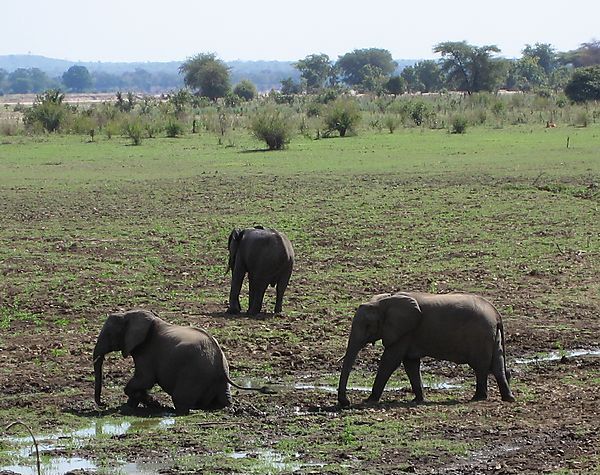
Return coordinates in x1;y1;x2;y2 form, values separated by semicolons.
1;418;174;475
228;450;324;472
515;348;600;364
293;380;461;393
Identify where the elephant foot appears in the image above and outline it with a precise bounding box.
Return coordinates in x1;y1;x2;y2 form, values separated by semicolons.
471;392;488;402
338;397;351;409
226;307;241;315
502;393;516;403
126;397;141;408
411;396;425;404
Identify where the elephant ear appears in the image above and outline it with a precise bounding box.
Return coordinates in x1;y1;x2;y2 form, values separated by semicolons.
122;311;155;358
227;229;241;249
379;294;422;347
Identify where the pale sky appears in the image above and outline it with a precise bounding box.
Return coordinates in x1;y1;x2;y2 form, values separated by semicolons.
2;0;598;62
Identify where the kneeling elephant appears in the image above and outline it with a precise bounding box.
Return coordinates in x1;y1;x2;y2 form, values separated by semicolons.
338;292;516;407
93;309;267;415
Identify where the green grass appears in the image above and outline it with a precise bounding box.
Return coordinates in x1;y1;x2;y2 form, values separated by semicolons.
0;125;599;473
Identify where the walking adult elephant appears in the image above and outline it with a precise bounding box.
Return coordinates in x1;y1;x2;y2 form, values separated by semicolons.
338;292;515;407
226;226;294;316
93;309;268;415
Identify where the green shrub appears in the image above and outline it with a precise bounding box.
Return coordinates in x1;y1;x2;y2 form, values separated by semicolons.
23;89;68;132
165;118;185;137
122;117;144;145
250;106;294;150
409;101;434;127
383;114;401;133
233;80;257;101
323;97;361;137
451;115;468;134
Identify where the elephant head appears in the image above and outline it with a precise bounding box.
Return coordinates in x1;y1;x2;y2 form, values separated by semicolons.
338;293;422;407
93;310;156;406
226;229;244;274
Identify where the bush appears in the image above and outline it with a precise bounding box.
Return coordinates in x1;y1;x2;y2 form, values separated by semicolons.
451;115;468;134
323;97;361;137
383;114;401;133
165;118;185;137
250;106;294;150
23;89;68;132
122;117;144;145
409;101;434;127
564;66;600;103
233;80;257;101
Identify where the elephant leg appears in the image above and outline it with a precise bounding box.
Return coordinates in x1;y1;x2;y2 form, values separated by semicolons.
403;357;424;402
248;275;268;316
367;345;404;403
227;265;244;314
472;367;489;401
124;371;155;408
274;270;292;314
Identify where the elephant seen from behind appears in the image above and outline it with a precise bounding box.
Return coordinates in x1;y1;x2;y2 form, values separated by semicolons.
93;309;266;415
338;292;515;407
227;226;294;316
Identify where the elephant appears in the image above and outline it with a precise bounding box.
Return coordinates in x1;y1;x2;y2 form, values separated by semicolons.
226;225;294;316
338;292;515;408
93;309;267;415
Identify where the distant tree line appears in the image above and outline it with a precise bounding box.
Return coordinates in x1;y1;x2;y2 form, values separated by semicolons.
0;66;182;95
179;40;600;103
1;39;599;103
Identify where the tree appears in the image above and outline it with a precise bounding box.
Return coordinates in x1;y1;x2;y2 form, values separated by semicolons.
506;57;547;91
233;79;257;101
294;53;334;92
280;77;302;95
434;41;503;93
560;40;600;68
336;48;397;91
8;68;53;93
564;65;600;102
401;65;421;93
179;53;231;100
385;75;405;95
62;65;92;92
522;43;557;76
413;60;443;92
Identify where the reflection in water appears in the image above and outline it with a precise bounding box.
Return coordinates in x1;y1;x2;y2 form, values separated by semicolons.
0;417;175;475
515;348;600;364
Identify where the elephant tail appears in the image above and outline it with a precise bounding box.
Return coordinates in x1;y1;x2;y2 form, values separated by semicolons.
201;327;275;395
492;321;511;382
225;374;276;394
497;322;511;383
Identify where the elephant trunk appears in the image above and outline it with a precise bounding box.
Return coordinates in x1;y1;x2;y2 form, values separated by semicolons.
93;335;110;406
337;337;364;408
93;351;105;406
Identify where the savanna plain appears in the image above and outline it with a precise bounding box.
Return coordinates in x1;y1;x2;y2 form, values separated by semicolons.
0;124;599;474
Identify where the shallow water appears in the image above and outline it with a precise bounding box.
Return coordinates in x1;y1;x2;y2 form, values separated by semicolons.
514;348;600;364
1;418;174;475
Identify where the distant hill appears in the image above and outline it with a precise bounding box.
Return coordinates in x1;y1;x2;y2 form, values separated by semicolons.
0;55;417;92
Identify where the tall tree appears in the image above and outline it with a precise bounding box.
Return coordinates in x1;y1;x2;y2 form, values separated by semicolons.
560;40;600;68
522;43;557;76
179;53;231;100
62;65;93;92
413;60;443;92
336;48;396;91
294;53;334;92
434;41;503;93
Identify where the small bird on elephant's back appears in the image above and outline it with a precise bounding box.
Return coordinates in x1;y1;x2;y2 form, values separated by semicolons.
226;225;294;316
